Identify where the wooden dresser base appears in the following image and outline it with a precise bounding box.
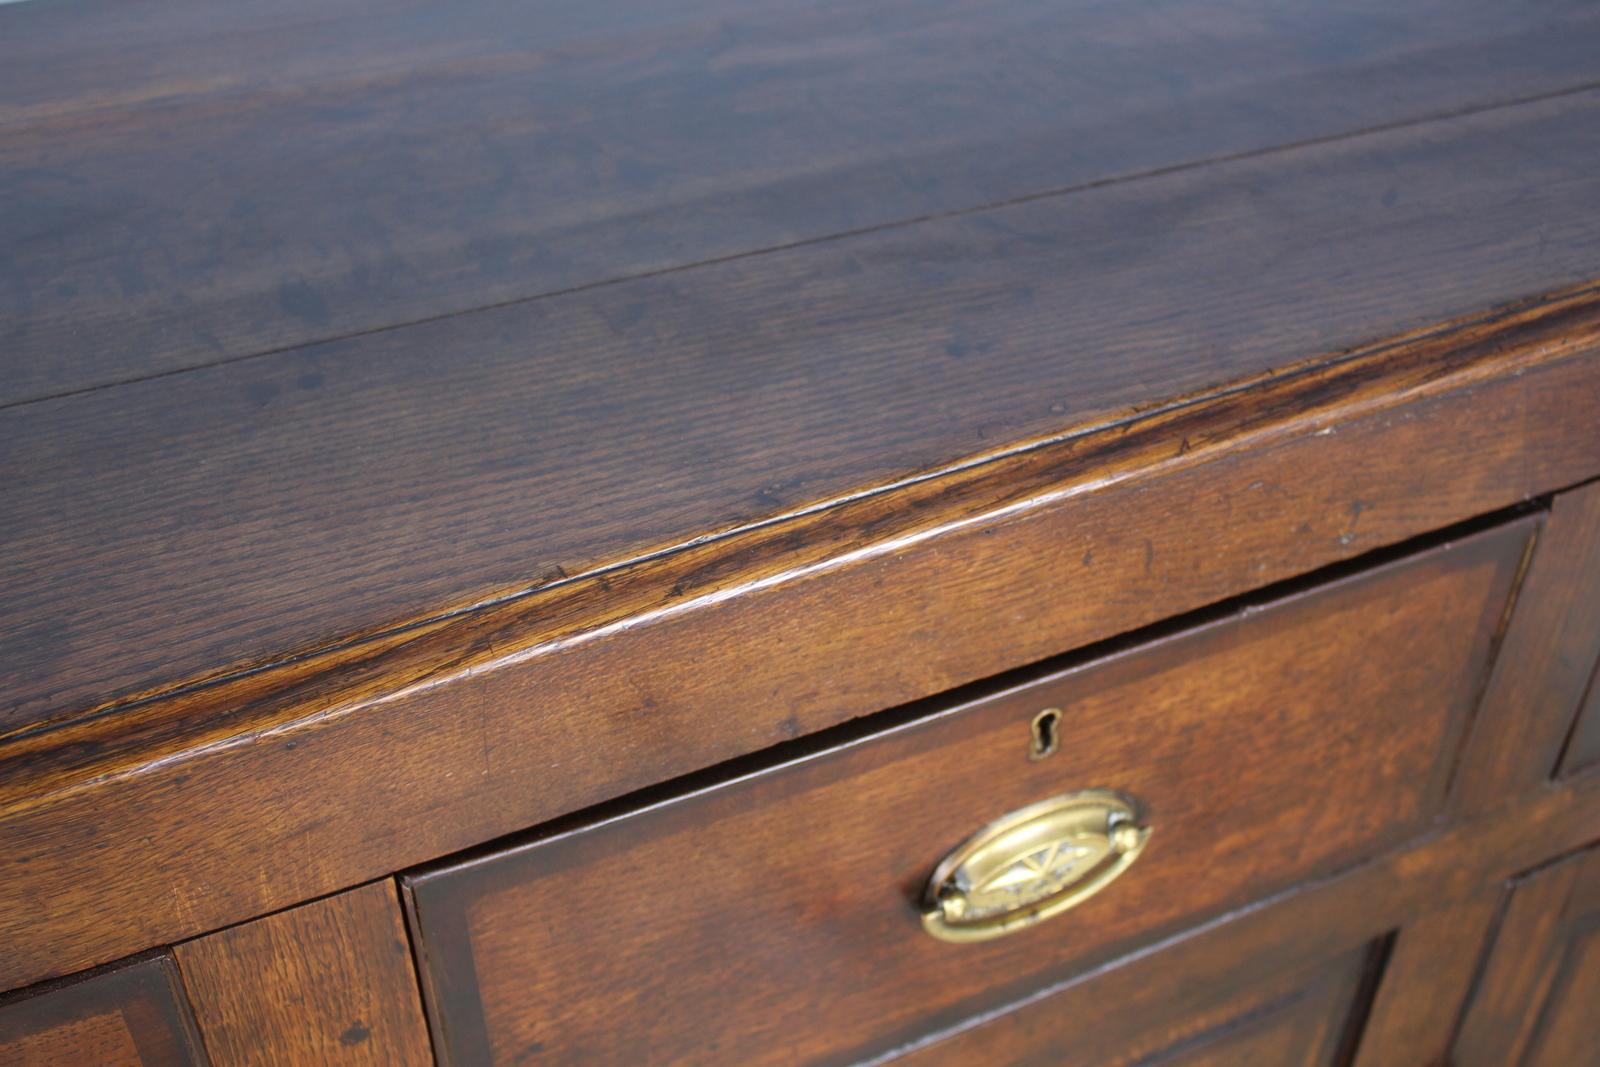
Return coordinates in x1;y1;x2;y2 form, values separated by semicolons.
5;3;1600;1062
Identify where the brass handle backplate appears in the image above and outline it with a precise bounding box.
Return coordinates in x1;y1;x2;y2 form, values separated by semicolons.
921;789;1150;943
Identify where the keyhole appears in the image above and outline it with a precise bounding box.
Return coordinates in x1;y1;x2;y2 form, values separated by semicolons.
1029;708;1061;760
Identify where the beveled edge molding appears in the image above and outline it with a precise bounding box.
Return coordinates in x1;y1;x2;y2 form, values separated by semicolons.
0;283;1597;991
4;283;1598;803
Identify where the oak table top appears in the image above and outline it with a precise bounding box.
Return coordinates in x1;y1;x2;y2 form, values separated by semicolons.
5;0;1600;743
3;0;1600;993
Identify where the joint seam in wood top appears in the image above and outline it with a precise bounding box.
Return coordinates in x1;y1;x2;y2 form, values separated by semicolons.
6;78;1600;416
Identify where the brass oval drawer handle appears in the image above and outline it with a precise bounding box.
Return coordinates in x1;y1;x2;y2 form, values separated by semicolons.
921;789;1150;943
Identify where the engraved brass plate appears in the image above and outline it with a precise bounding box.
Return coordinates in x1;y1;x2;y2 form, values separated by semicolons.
922;789;1150;942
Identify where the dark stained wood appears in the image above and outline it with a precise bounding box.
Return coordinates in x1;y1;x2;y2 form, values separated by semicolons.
1453;844;1600;1067
1142;987;1362;1067
1454;481;1600;811
912;765;1600;1067
172;881;431;1067
1561;666;1600;778
0;955;207;1067
1348;887;1503;1067
5;0;1600;404
4;1;1600;1047
1153;994;1358;1067
1;289;1596;993
402;524;1524;1066
7;91;1600;737
895;944;1376;1067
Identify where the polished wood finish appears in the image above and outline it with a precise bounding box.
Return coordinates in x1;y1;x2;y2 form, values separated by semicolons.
1143;977;1363;1067
898;944;1377;1067
173;882;431;1067
6;4;1600;1061
906;765;1600;1067
1455;480;1600;811
1562;672;1600;778
2;290;1596;992
6;0;1600;405
404;523;1525;1066
1453;843;1600;1067
1157;989;1359;1067
0;956;206;1067
1349;888;1503;1067
1554;489;1600;773
7;90;1600;740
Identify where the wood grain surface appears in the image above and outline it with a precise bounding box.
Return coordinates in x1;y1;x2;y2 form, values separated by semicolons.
5;0;1600;1041
0;289;1596;993
1452;843;1600;1067
1073;959;1368;1067
402;522;1524;1066
174;881;431;1067
896;944;1376;1067
1453;481;1600;812
1348;888;1504;1067
6;89;1600;738
0;955;207;1067
1561;669;1600;778
5;0;1600;403
896;766;1600;1067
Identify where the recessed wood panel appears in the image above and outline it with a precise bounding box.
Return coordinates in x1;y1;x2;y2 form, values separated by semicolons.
1561;670;1600;778
174;882;431;1067
1100;955;1367;1067
905;767;1600;1067
1456;480;1600;806
0;956;206;1067
1152;974;1360;1067
405;522;1527;1066
898;943;1376;1067
1454;843;1600;1067
1348;888;1503;1067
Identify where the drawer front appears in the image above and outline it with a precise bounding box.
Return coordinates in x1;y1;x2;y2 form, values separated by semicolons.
0;956;206;1067
405;521;1530;1066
